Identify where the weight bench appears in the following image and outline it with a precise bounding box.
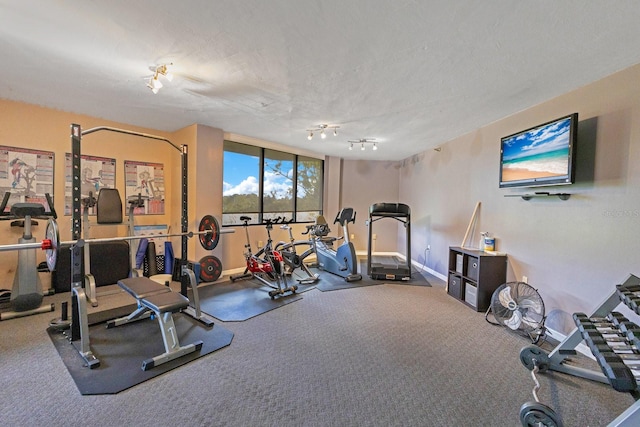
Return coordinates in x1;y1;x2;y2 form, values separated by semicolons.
106;276;203;371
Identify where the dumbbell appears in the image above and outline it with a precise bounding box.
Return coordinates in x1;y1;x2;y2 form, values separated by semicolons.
593;351;638;392
582;323;640;339
574;314;640;339
589;342;640;359
574;312;628;329
618;283;640;293
583;330;627;345
625;328;640;347
616;288;640;314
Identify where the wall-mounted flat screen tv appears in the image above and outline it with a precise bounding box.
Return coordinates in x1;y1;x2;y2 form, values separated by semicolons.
499;113;578;188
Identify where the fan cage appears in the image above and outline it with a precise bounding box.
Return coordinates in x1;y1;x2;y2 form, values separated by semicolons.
487;281;546;342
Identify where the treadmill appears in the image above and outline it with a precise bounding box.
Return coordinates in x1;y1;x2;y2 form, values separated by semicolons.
366;202;411;281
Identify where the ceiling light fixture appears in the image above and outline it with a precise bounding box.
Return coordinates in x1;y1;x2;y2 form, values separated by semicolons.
146;75;163;94
306;124;340;140
146;63;174;94
347;138;379;152
157;63;173;82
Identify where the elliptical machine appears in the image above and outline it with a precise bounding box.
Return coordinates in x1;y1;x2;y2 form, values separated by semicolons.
311;208;361;282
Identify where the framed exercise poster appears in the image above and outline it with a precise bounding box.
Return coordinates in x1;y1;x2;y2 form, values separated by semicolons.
64;153;116;215
124;160;165;215
0;145;54;212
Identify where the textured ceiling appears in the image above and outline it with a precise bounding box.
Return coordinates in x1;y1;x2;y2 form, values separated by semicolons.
2;1;640;160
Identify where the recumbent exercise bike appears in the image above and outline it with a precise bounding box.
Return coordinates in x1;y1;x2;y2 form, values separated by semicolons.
230;216;298;299
310;208;361;282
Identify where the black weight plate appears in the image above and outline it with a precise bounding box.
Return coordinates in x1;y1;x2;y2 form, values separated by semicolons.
199;255;222;282
519;401;562;427
519;345;550;372
199;215;220;250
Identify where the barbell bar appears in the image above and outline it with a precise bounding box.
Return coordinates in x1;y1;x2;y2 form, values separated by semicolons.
0;215;230;272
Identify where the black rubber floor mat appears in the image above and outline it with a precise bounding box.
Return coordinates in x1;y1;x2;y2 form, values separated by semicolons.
48;314;233;395
314;269;381;292
196;279;303;322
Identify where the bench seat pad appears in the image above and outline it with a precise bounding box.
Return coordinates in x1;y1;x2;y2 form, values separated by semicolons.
142;291;189;313
118;277;170;299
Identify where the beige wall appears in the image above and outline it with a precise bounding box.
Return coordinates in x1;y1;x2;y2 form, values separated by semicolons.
0;100;176;279
5;61;640;336
338;159;402;253
0;101;326;281
399;62;640;334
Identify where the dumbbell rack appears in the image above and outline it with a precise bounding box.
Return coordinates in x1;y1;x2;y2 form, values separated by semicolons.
524;274;640;426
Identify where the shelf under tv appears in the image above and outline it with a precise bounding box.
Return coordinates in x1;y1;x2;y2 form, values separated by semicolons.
504;192;571;201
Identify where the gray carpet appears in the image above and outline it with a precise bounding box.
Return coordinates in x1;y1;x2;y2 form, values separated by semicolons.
1;279;634;426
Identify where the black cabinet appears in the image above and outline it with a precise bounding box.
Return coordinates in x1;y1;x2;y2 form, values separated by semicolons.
447;246;507;311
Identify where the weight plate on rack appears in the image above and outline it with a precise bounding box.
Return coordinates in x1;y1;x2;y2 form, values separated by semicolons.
45;218;59;271
199;255;222;282
199;215;220;251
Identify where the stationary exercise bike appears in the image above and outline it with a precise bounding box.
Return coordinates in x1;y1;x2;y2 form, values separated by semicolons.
275;220;319;284
0;192;56;320
230;216;298;299
311;208;361;282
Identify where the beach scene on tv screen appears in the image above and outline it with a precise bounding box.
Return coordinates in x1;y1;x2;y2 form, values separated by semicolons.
501;117;571;182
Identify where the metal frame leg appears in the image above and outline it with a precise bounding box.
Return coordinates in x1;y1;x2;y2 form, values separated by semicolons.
140;309;203;371
181;268;215;327
71;285;100;368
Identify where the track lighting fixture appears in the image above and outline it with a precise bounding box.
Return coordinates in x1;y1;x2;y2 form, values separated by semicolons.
157;64;173;82
146;63;174;94
306;124;340;140
146;74;163;94
347;138;379;152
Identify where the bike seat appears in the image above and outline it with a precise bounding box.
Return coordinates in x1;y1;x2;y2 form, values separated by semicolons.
312;215;331;236
240;216;251;221
313;224;331;237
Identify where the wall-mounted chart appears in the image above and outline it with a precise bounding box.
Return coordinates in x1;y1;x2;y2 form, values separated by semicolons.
0;145;54;211
64;153;116;215
124;160;165;215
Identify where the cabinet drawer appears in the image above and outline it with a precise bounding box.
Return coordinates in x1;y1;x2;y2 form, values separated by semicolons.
466;256;479;281
448;274;462;299
464;282;478;308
